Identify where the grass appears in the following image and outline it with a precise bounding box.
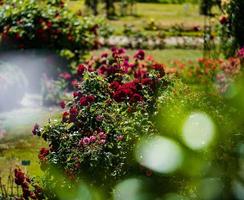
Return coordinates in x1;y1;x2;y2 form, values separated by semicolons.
0;107;59;186
67;2;204;34
91;49;203;65
0;136;46;187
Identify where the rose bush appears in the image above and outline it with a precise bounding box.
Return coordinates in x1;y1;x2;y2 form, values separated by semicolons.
34;49;168;190
219;0;244;57
0;0;110;68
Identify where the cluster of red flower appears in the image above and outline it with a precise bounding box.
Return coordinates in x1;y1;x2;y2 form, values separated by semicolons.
14;168;43;199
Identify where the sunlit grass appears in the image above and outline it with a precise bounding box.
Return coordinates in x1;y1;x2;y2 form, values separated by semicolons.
67;2;204;33
0;136;46;185
91;49;203;65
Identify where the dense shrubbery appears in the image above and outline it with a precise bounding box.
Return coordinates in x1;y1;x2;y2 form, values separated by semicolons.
219;0;244;57
34;49;168;191
0;0;110;65
171;57;241;93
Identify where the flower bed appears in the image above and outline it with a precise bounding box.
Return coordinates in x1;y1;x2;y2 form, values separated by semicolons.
169;57;241;93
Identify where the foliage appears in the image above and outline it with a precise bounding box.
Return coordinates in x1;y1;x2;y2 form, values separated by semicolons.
218;0;244;57
85;0;116;18
0;0;109;66
137;0;199;3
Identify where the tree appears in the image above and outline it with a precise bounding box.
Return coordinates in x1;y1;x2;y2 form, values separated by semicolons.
85;0;99;16
104;0;115;19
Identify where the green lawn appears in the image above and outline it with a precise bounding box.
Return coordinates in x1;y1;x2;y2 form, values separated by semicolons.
91;49;203;65
68;2;204;34
0;136;46;186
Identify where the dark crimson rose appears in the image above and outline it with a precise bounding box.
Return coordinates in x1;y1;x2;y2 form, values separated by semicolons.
62;111;69;122
130;93;143;103
73;91;79;98
79;97;88;106
153;63;165;77
134;49;145;60
141;78;153;85
70;107;78;117
118;48;126;54
77;64;86;76
14;168;26;185
134;69;148;79
87;95;95;103
59;100;65;109
110;81;121;90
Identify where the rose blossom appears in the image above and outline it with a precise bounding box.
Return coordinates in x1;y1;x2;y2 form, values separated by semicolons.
98;132;107;140
59;100;65;109
82;137;91;145
90;135;97;143
134;49;145;60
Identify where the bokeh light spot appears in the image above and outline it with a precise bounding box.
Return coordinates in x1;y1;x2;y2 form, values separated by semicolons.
135;136;183;173
113;178;143;200
182;112;215;150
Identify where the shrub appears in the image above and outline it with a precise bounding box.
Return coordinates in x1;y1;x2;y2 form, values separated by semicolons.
34;49;168;190
169;57;241;93
219;0;244;57
0;0;110;67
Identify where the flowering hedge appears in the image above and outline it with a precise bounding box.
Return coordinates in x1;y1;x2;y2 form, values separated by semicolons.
0;0;109;65
34;49;168;189
169;57;241;93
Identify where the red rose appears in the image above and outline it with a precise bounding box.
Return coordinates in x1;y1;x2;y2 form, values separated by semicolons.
70;107;78;119
130;93;143;103
134;49;145;60
62;111;69;122
110;81;121;90
73;91;79;98
79;97;88;106
77;64;86;76
59;100;65;109
141;78;152;85
87;95;95;103
38;147;49;161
